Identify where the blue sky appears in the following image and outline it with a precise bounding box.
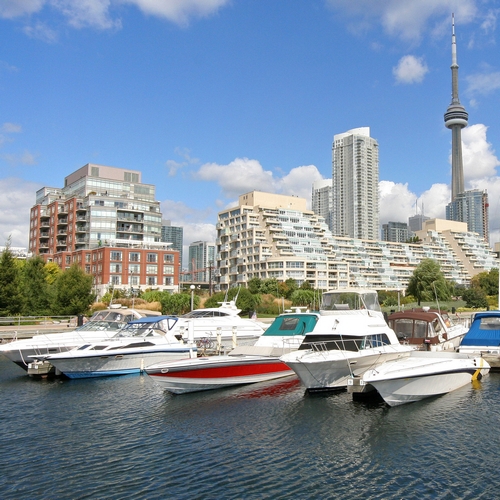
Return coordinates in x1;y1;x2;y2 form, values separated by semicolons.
1;0;500;262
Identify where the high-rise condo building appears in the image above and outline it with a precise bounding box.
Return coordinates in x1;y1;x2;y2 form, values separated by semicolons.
28;163;179;296
188;241;216;283
446;190;489;241
161;220;184;269
332;127;379;240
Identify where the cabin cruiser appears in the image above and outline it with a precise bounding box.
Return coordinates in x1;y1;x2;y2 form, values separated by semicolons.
458;311;500;370
280;288;414;391
171;300;267;348
0;307;159;374
145;311;319;394
352;351;490;406
387;307;468;351
31;316;197;379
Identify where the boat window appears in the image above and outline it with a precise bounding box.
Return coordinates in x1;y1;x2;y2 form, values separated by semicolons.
108;342;155;350
361;334;390;349
414;320;428;338
90;345;107;350
430;319;442;336
392;319;413;338
279;317;300;331
77;344;91;350
479;317;500;330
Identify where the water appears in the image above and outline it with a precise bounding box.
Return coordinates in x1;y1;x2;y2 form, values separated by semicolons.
1;356;500;500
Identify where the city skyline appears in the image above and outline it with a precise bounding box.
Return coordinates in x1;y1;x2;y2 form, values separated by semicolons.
1;1;500;256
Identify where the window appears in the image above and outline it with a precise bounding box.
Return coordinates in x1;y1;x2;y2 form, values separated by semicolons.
129;252;140;262
164;277;173;286
147;253;158;263
163;265;174;274
163;254;174;263
110;275;121;285
128;264;140;274
110;264;122;273
110;251;122;261
146;265;157;274
147;276;157;286
65;256;71;264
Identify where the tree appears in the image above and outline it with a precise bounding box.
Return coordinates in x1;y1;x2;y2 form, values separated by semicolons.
462;287;488;309
0;238;23;316
260;278;280;297
472;269;499;296
247;277;262;294
52;264;95;315
21;256;52;316
161;292;199;315
291;289;315;307
406;259;451;306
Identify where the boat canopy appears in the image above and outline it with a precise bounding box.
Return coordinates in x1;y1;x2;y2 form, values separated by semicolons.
127;316;175;324
460;312;500;347
263;314;319;337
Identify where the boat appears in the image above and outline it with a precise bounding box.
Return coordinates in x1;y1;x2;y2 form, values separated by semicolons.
171;300;267;349
145;310;320;394
32;316;197;379
458;311;500;370
280;312;413;391
387;307;468;351
0;307;159;373
352;351;490;406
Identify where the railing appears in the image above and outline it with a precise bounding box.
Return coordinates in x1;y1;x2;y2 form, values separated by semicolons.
0;316;78;341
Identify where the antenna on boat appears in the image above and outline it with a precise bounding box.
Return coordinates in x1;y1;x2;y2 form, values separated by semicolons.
432;281;441;314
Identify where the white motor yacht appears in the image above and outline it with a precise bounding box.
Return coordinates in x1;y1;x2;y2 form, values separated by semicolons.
0;307;158;373
280;288;416;391
354;351;490;406
171;300;267;348
33;316;197;379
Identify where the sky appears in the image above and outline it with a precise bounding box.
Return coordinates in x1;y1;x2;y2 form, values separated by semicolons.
1;0;500;266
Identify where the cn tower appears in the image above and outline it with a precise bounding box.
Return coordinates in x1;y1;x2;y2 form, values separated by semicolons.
444;13;468;202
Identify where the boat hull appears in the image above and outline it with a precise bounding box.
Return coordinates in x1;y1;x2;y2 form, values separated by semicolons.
284;348;411;391
49;348;196;379
146;356;294;394
363;353;490;406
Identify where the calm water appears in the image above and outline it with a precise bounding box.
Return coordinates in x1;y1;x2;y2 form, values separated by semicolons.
1;356;500;500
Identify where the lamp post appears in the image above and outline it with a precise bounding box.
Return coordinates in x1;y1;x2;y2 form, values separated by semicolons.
190;284;195;312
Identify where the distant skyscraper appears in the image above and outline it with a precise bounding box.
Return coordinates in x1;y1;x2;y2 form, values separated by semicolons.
332;127;379;240
161;220;183;268
188;241;215;282
408;213;430;233
446;190;489;241
444;14;468;202
312;179;333;231
382;222;410;243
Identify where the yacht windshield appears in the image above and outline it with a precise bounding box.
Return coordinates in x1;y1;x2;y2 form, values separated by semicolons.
321;291;381;312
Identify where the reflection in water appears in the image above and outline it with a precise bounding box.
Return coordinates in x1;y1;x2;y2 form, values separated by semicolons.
1;357;500;499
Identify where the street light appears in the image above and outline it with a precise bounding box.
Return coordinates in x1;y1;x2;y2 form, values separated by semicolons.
190;284;195;311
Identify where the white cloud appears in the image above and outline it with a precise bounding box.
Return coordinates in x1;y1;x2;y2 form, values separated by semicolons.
23;21;59;42
194;158;276;199
1;0;230;30
165;147;199;176
277;165;324;208
393;55;428;84
0;0;44;18
466;71;500;96
325;0;478;42
120;0;230;26
462;124;500;182
1;150;38;166
2;123;22;133
0;178;41;248
194;158;323;206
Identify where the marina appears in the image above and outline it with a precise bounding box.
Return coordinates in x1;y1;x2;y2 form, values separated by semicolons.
1;355;500;499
